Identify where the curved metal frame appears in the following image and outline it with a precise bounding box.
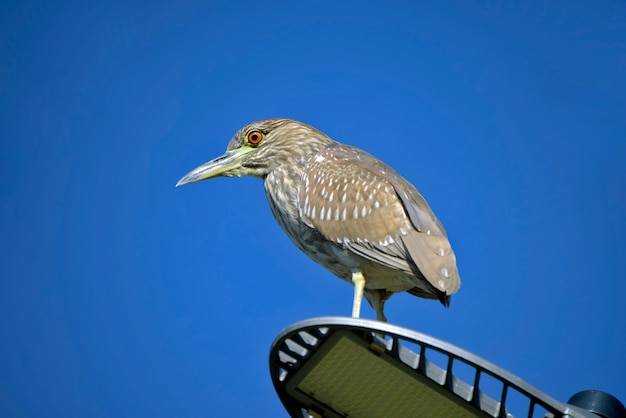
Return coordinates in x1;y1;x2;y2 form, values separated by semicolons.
269;317;595;418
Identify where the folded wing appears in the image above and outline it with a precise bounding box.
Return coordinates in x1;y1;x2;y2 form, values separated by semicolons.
298;144;460;297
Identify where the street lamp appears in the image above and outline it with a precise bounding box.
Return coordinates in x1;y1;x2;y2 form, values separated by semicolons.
269;317;624;418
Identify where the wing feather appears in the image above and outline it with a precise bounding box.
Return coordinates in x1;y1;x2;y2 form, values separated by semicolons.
298;143;460;295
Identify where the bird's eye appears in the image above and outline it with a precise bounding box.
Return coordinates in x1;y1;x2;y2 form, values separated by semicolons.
247;130;264;145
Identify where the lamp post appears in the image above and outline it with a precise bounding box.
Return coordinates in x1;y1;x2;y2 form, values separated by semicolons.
269;317;625;418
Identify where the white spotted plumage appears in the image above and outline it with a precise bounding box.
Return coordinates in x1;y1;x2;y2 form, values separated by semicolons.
180;118;460;321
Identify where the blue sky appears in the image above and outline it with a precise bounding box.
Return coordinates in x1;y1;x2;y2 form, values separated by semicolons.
1;1;625;416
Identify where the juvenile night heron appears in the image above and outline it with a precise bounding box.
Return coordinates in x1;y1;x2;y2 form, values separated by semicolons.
177;119;460;321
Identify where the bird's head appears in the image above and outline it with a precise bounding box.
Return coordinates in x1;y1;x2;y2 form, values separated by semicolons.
176;118;334;186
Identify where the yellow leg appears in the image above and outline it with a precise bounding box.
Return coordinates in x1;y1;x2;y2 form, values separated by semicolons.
351;269;365;318
364;289;391;322
376;304;388;322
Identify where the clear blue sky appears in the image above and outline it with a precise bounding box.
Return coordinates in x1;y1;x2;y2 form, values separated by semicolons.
1;1;625;416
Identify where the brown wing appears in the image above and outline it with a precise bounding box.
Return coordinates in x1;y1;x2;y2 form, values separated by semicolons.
298;143;460;295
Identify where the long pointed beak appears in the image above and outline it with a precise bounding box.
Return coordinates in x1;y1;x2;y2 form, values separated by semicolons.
176;148;250;187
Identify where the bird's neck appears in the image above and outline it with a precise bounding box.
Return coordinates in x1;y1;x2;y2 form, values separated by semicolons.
263;139;336;237
264;163;304;224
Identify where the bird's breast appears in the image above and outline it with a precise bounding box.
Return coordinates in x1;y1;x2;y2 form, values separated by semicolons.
264;166;354;276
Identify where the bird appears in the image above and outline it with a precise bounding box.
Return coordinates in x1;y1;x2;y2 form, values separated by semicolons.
176;118;460;321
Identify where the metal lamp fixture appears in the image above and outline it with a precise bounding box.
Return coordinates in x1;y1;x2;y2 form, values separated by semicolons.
269;317;625;418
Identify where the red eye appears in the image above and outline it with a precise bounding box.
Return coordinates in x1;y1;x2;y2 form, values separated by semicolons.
247;130;264;145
